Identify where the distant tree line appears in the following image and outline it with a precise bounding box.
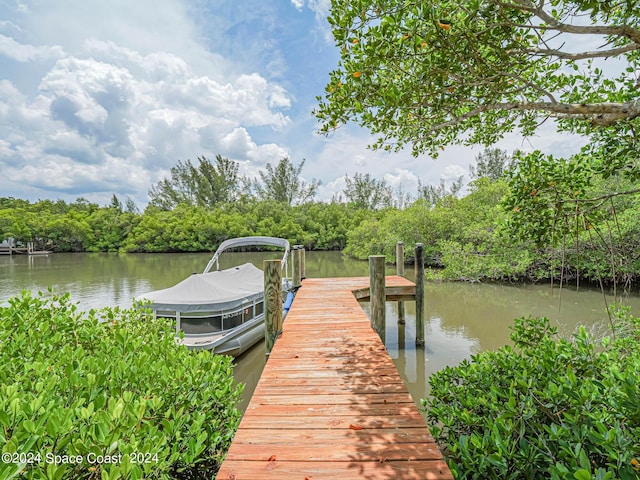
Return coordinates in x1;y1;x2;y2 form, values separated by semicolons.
0;150;491;254
0;195;361;253
2;148;639;286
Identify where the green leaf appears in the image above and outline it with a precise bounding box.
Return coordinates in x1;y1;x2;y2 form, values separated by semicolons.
574;469;592;480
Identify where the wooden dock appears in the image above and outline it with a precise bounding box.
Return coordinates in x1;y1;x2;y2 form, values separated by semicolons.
0;245;52;255
217;276;453;480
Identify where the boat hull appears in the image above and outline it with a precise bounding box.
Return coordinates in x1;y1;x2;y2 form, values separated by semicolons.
178;290;295;356
180;314;265;356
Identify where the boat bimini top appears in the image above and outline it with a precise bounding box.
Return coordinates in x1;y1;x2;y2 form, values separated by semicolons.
203;236;291;274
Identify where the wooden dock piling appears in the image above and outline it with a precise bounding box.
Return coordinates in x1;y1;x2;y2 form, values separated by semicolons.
264;259;282;355
292;246;302;288
368;255;386;342
415;243;425;347
396;242;404;276
295;244;306;279
396;242;406;325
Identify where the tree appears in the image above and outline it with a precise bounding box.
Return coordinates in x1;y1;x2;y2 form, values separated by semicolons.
342;172;393;209
148;155;241;210
69;198;98;215
194;155;240;206
109;194;123;212
417;177;464;207
427;315;640;479
124;197;139;214
253;158;321;206
148;159;198;209
316;1;640;159
392;183;414;209
45;212;93;251
316;0;640;250
469;148;515;181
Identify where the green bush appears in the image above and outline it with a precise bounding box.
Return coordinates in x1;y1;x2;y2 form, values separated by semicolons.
0;291;242;479
437;239;533;282
426;314;640;480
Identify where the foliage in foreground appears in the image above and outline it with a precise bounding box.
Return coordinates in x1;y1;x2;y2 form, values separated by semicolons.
317;1;640;159
0;292;242;479
426;314;640;480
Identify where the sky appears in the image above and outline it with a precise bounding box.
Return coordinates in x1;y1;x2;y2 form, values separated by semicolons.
0;0;588;208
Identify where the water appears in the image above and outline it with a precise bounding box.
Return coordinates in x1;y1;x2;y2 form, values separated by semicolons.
2;251;639;412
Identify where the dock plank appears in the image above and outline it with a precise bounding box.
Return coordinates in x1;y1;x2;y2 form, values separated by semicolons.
224;443;444;461
216;276;453;480
244;402;423;417
225;427;435;444
251;382;408;395
237;414;431;430
218;459;451;480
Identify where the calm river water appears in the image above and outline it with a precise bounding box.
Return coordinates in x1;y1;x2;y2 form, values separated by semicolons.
2;251;639;411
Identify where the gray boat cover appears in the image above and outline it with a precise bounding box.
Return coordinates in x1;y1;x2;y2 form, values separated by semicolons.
136;263;263;313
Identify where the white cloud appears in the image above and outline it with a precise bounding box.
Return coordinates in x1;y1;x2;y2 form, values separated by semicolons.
0;139;10;157
494;121;589;158
0;20;21;32
220;128;252;157
0;34;65;62
0;1;298;205
315;168;421;204
0;78;20;101
383;168;420;191
218;127;289;162
290;0;304;10
294;0;331;21
316;175;346;202
353;154;367;167
0;0;590;209
246;142;290;165
441;164;467;181
15;1;29;14
303;118;587;204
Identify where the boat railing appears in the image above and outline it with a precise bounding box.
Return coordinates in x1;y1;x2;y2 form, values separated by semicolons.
203;236;291;277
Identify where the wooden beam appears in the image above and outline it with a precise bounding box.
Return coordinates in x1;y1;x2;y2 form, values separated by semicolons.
396;241;406;325
368;255;386;342
415;243;425;347
351;285;415;301
264;259;282;355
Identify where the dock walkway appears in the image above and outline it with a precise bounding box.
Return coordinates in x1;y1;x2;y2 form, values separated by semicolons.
217;276;453;479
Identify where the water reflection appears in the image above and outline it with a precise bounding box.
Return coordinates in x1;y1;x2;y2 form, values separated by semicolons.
1;251;291;309
231;339;267;412
3;251;640;412
387;280;639;408
1;251;400;309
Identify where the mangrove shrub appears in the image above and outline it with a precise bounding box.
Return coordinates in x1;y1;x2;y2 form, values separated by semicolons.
0;292;242;479
427;314;640;479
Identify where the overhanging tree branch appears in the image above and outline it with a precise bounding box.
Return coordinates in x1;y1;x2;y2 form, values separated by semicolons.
317;0;640;156
523;43;640;60
429;101;640;133
496;0;640;43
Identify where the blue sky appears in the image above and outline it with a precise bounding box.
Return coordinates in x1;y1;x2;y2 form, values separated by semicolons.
0;0;587;207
